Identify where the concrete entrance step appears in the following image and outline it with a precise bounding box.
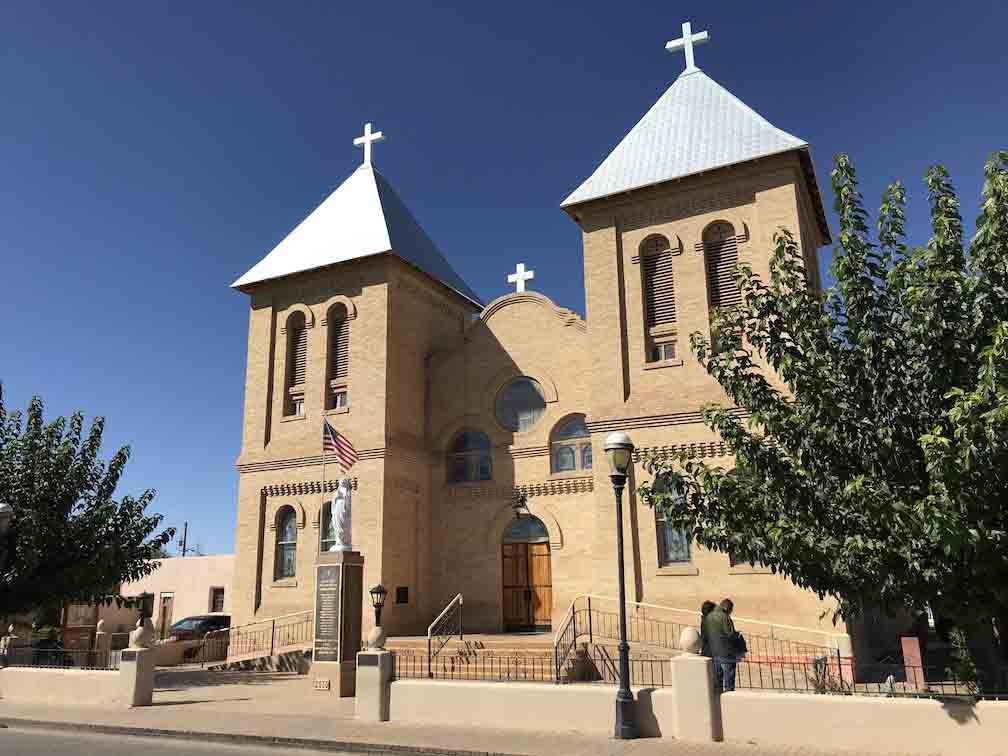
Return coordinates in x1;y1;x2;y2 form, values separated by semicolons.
386;632;556;655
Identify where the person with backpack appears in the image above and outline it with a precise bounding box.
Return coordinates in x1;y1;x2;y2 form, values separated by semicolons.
704;598;745;692
698;600;717;657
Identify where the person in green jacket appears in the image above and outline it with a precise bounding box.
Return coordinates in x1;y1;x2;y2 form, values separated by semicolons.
703;598;739;692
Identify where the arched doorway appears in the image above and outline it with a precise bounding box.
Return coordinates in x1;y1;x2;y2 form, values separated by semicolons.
501;516;552;631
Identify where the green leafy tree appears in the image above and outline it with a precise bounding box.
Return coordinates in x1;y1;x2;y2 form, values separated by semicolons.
638;152;1008;680
0;388;174;617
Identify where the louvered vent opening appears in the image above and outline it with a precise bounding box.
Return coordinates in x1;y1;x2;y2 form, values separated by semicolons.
643;251;677;328
289;327;307;386
705;225;742;310
329;318;350;380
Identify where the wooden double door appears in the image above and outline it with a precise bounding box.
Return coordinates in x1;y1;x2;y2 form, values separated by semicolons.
502;542;552;631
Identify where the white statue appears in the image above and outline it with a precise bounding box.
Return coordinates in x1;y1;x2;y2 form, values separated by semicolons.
327;478;352;552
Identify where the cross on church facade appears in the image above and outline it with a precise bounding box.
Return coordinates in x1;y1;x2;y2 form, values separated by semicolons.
665;21;709;73
507;263;534;293
353;122;385;166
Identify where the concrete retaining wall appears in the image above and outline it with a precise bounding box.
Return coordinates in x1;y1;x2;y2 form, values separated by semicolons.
0;666;124;706
721;691;1008;756
388;680;678;737
0;647;154;708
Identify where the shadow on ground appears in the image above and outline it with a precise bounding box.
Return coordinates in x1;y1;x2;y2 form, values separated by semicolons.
155;670;301;691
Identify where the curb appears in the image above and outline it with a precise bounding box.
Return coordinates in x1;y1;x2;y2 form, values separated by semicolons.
0;717;524;756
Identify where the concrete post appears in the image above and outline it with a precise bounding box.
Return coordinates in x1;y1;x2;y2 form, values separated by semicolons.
118;647;155;707
94;620;112;669
355;649;393;722
669;647;720;742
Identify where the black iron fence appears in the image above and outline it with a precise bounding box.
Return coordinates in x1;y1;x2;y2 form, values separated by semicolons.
393;646;672;687
224;613;313;661
735;657;1008;701
5;646;121;671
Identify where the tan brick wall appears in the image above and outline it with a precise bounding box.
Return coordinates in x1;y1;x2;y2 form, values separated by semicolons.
229;150;842;640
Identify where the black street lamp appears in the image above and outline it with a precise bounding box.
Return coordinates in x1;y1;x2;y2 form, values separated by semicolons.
511;492;530;520
604;431;637;740
369;584;388;628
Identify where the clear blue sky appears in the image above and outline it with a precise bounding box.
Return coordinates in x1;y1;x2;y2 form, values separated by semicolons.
2;1;1005;555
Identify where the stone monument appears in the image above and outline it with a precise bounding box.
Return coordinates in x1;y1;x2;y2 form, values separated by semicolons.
313;478;364;696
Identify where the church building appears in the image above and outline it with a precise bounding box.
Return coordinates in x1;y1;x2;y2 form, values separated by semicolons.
229;25;838;640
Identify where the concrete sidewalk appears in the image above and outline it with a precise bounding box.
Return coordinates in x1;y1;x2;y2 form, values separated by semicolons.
0;669;912;756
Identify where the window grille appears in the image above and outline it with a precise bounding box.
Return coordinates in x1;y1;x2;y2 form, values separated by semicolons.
642;238;677;328
704;222;742;310
289;327;308;386
329;312;349;380
275;509;297;579
657;517;692;565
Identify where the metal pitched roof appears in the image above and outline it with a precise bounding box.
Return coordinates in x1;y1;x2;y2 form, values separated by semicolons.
232;164;482;307
562;69;809;208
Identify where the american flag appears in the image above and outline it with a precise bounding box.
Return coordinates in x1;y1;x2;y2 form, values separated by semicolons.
323;419;358;471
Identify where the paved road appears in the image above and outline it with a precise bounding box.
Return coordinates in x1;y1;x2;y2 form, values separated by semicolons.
0;727;360;756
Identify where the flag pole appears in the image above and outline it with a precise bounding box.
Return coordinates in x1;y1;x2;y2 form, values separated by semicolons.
321;420;326;553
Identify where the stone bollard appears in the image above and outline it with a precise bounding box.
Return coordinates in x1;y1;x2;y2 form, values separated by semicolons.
355;628;393;722
119;618;156;707
94;619;112;669
0;624;16;667
669;627;720;742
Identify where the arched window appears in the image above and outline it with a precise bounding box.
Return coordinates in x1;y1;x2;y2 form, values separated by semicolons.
640;235;678;363
326;303;350;410
285;311;308;417
704;221;742;315
502;516;550;544
320;502;335;553
447;430;492;483
275;507;297;579
495;377;546;433
652;474;691;565
550;415;592;473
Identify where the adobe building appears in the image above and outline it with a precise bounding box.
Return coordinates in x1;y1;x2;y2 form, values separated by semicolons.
229;29;840;641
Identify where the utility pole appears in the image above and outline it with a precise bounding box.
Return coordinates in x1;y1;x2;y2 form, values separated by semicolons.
179;522;189;558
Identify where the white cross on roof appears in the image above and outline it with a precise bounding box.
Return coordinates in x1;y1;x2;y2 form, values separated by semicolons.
353;122;385;166
665;21;710;73
507;262;534;293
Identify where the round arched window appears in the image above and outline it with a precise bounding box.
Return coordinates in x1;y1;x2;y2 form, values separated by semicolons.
495;377;546;432
550;415;592;473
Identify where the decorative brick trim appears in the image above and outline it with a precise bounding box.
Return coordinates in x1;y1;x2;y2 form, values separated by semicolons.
319;294;357;323
588;407;747;433
517;476;593;498
238;448;384;473
445;476;593;499
631;235;684;263
479;291;587;333
508;445;549;459
262;477;359;498
618;189;753;229
279;303;315;332
634;441;731;462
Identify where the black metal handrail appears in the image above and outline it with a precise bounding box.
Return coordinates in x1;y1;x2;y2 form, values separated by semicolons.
427;594;463;678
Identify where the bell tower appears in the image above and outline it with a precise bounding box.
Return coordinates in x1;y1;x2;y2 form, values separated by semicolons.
562;22;830;426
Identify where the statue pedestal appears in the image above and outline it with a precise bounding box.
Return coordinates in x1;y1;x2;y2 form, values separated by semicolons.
312;550;364;697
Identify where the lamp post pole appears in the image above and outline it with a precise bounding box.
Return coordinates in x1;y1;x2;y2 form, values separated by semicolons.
0;502;13;572
604;433;637;740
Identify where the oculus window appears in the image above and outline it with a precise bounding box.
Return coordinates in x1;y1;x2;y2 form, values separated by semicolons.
495;377;546;433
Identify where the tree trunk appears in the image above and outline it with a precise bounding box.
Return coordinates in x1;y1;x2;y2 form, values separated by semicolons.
964;617;1002;693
